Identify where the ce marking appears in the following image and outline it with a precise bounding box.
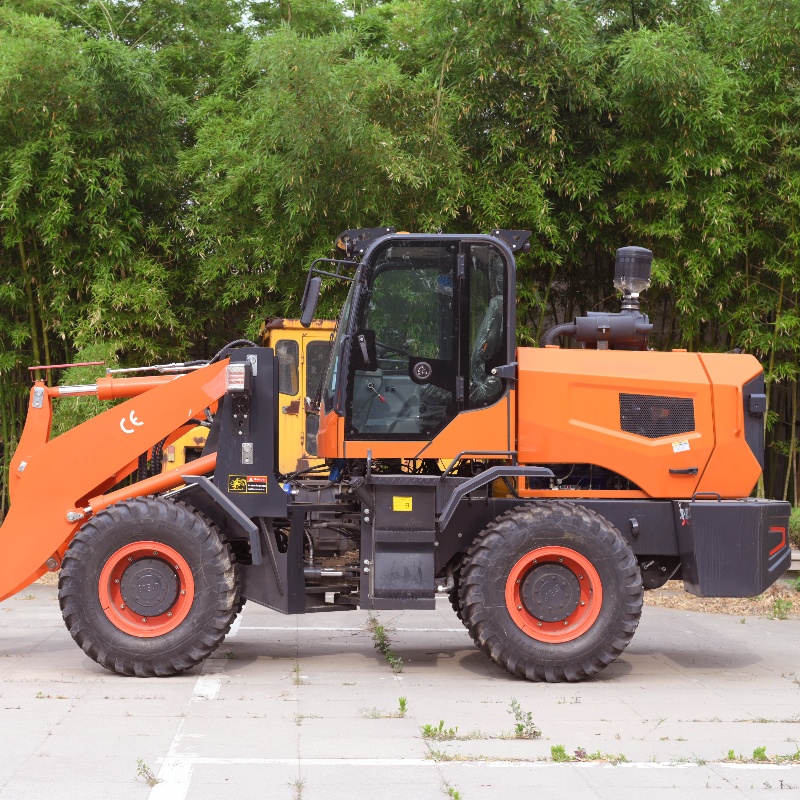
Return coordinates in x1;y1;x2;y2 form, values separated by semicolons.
120;410;144;434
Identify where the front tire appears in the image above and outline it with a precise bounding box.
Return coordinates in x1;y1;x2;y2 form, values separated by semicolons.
459;501;642;682
59;497;239;677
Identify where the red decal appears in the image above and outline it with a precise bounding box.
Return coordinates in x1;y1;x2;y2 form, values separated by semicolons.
769;526;786;557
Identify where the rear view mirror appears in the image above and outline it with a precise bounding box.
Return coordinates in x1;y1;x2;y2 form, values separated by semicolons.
300;276;322;328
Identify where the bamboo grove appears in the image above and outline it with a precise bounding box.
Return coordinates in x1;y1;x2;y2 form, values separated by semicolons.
1;0;799;515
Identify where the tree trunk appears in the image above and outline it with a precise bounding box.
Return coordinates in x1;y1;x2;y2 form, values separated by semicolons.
783;379;797;502
32;238;52;386
19;238;42;369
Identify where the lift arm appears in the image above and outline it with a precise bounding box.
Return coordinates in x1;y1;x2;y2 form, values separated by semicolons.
0;361;229;601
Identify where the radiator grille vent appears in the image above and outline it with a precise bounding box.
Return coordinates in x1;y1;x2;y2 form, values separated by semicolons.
619;393;695;439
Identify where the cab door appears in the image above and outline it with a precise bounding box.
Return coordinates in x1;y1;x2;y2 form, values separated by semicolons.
344;236;512;445
346;239;460;441
275;337;302;474
302;332;333;464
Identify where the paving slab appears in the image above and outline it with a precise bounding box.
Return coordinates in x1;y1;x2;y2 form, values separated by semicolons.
1;585;800;799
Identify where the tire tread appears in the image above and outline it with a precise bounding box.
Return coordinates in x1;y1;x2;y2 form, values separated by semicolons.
459;500;643;683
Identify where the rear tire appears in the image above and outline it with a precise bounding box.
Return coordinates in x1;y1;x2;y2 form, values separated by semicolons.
459;501;642;682
448;565;469;627
59;496;239;677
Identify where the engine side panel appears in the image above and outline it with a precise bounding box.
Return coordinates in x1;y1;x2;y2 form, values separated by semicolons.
695;353;763;497
517;348;762;499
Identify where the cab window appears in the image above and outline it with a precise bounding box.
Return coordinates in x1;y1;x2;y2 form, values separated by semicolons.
467;244;506;408
306;340;332;401
275;339;299;395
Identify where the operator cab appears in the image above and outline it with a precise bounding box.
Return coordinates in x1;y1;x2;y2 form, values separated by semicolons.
312;231;527;445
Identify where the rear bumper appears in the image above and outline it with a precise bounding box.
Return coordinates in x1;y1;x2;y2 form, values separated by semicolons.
674;498;791;597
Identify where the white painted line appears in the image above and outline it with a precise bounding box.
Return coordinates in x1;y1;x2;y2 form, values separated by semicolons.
717;763;796;771
149;720;193;800
228;615;242;639
148;664;228;799
239;626;466;633
155;757;800;770
193;675;222;701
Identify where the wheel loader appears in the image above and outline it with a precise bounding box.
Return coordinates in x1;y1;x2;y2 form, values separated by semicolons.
0;228;790;681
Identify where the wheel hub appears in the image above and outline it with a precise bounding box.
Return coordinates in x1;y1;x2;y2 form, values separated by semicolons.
505;545;603;643
119;558;179;617
98;540;194;637
520;563;580;622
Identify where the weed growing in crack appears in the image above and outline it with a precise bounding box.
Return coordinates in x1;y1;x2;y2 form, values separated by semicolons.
421;720;459;740
572;747;628;764
136;759;161;787
362;698;409;720
551;744;572;762
509;698;541;739
444;784;462;800
771;598;793;620
366;613;403;673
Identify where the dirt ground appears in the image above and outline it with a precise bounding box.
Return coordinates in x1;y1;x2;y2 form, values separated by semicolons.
644;577;799;617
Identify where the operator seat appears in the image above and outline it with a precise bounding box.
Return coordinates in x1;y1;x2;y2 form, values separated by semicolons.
469;295;503;404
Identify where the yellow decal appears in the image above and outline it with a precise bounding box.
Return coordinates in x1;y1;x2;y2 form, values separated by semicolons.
229;476;248;492
392;496;413;512
228;475;268;494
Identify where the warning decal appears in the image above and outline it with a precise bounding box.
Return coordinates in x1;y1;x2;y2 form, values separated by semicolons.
228;475;268;494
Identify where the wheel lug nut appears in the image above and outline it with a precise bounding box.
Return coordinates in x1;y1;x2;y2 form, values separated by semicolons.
120;604;125;609
517;605;522;610
153;550;158;556
167;612;172;617
142;618;147;623
558;557;563;563
578;575;583;580
563;620;568;625
128;557;133;562
580;601;585;606
537;622;542;627
181;590;186;595
114;578;120;584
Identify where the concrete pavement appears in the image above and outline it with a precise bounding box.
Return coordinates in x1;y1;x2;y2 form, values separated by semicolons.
1;584;799;799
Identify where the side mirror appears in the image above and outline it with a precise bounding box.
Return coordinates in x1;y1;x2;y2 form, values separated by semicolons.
300;276;322;328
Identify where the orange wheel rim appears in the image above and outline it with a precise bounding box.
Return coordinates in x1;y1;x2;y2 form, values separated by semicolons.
505;546;602;643
98;541;194;638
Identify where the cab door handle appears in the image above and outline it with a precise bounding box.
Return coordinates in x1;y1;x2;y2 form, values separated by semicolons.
669;467;699;475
